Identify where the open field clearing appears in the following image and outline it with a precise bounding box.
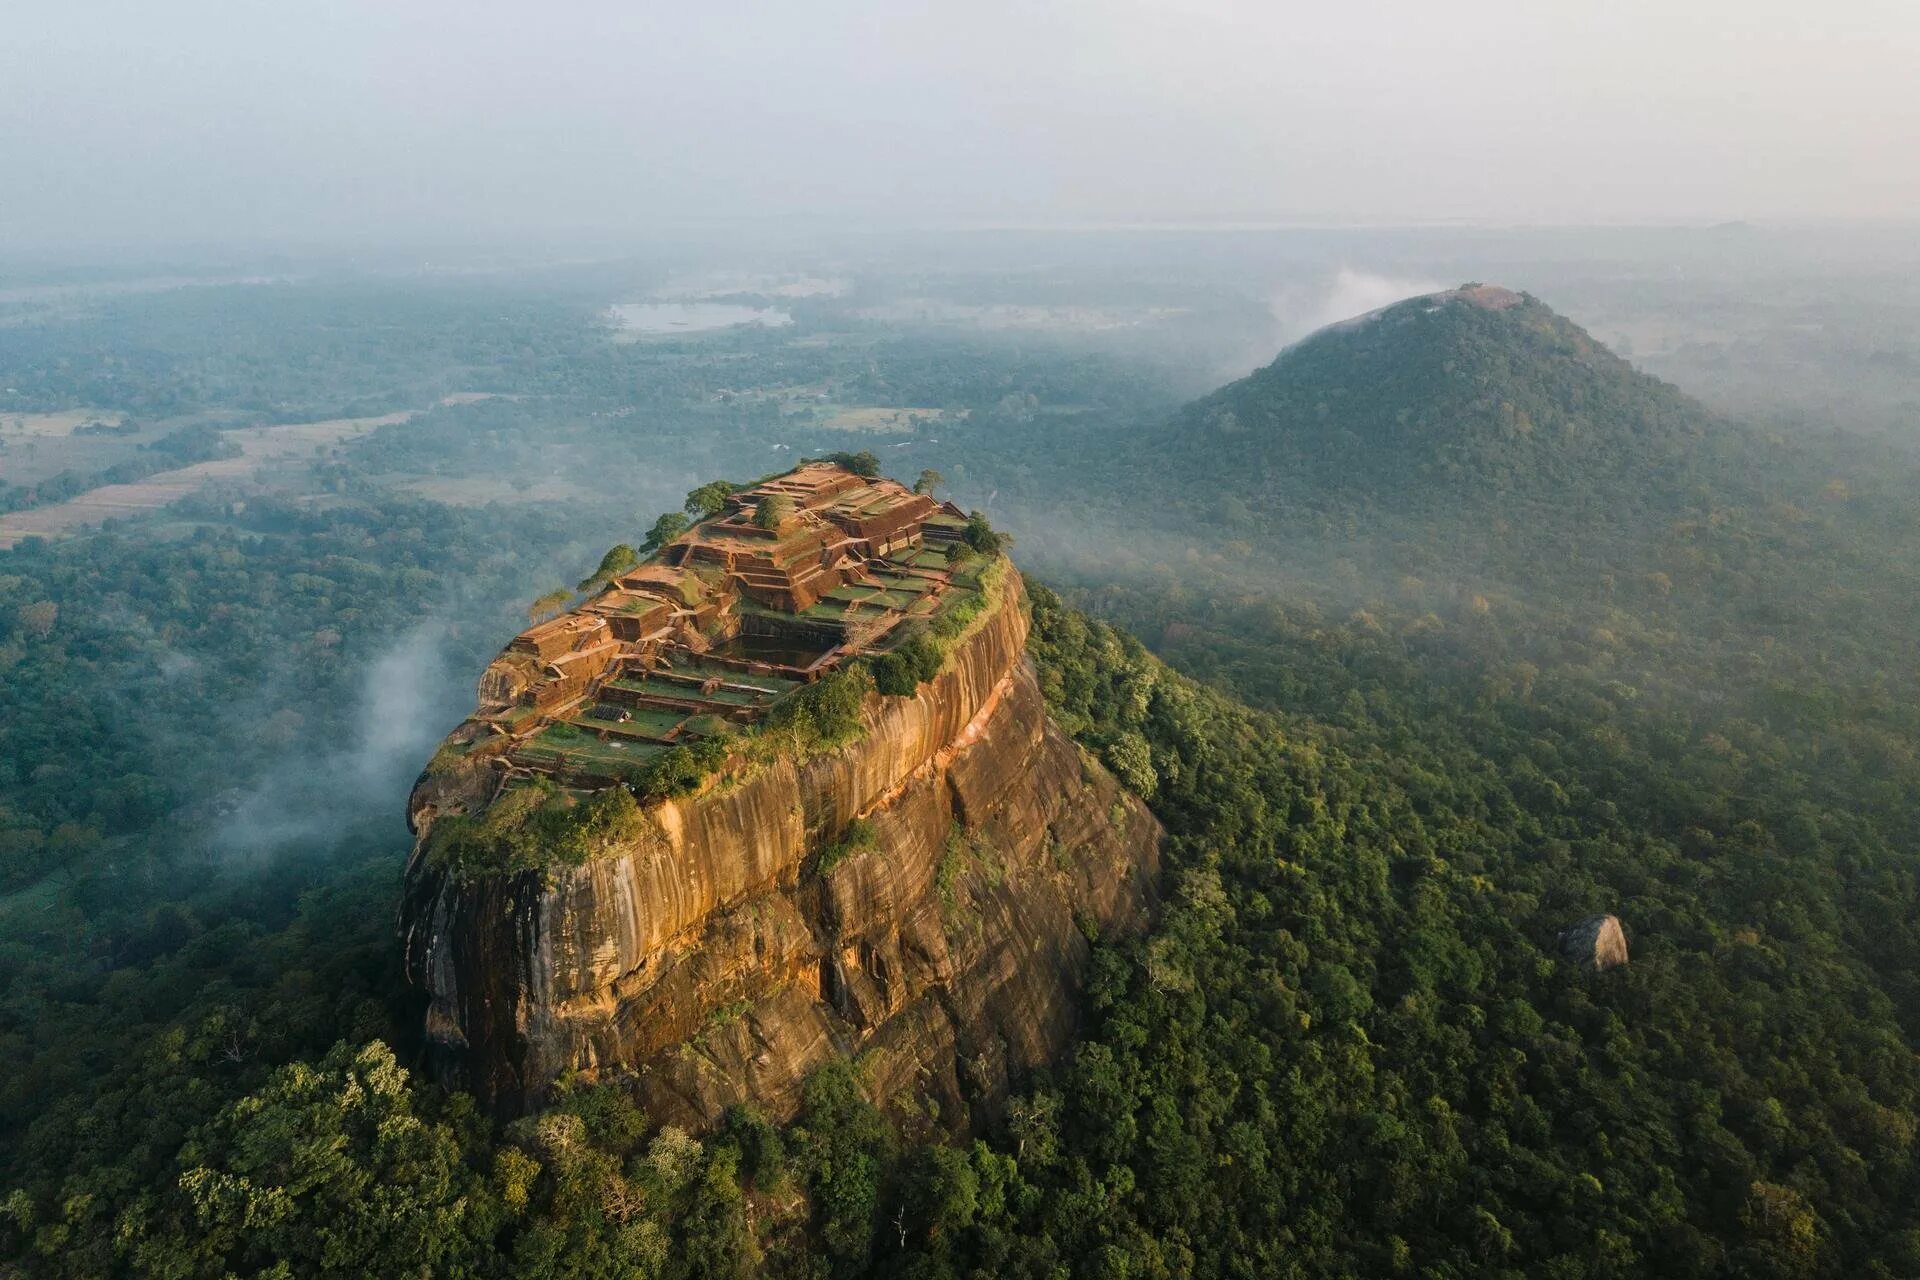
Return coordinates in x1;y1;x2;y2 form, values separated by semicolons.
3;439;154;487
0;401;488;547
399;475;582;506
821;406;946;431
1;410;160;486
0;409;126;437
607;301;793;337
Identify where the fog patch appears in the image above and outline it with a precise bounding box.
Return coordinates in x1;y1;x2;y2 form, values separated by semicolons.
212;623;469;858
1268;267;1449;349
350;626;452;791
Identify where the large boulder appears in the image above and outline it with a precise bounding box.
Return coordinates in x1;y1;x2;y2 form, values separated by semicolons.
1559;914;1629;972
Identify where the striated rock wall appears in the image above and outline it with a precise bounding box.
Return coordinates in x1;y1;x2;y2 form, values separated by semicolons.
401;570;1162;1127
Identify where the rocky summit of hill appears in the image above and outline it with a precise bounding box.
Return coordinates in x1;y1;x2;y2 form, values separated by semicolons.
399;462;1162;1126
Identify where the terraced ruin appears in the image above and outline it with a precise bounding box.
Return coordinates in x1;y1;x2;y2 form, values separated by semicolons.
426;461;979;796
402;460;1163;1123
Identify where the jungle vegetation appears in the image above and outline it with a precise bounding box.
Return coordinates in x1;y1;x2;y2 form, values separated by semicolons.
3;276;1918;1277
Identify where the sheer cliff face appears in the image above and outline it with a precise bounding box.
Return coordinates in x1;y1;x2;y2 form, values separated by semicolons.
401;571;1162;1127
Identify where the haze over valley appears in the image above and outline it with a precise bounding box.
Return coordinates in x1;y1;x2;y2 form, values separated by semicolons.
3;4;1919;1278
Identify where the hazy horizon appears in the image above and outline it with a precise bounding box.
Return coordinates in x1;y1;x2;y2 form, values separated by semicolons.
6;0;1918;253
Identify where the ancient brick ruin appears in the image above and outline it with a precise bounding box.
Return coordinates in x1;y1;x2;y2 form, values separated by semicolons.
404;461;1164;1124
442;462;973;792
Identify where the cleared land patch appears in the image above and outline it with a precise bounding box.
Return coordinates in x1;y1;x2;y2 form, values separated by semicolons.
0;397;487;547
401;476;582;506
820;406;946;432
1;414;170;487
0;409;126;438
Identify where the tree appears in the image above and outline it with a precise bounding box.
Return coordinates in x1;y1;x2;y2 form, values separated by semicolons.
676;1146;757;1278
870;633;942;696
528;588;573;623
720;1106;787;1192
793;1063;892;1273
816;451;880;478
15;601;57;638
128;1041;499;1278
755;494;796;530
901;1145;979;1242
1005;1089;1062;1167
1103;731;1157;796
685;481;736;519
913;469;944;497
641;511;690;552
962;512;1004;556
576;544;638;593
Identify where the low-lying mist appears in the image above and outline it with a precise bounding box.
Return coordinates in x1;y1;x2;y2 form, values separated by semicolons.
1269;268;1448;350
212;623;471;859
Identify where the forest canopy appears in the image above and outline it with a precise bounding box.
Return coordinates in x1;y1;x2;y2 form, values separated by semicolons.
2;273;1918;1278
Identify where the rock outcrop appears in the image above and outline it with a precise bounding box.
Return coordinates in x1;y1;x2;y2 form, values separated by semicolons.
401;568;1162;1128
1559;914;1629;972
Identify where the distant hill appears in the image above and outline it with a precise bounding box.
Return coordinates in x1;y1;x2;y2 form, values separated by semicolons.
1128;284;1737;533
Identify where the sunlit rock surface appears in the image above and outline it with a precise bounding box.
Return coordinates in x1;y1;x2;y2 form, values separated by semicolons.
401;570;1162;1126
1559;914;1629;972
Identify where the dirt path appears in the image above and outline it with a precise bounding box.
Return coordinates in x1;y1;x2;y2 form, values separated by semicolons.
0;400;478;548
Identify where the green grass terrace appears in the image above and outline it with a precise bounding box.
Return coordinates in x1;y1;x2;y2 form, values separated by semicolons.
887;546;954;571
514;722;666;771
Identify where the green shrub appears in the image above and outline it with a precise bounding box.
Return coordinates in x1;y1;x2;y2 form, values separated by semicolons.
871;633;944;697
935;825;970;913
576;543;639;593
900;634;943;681
814;817;878;876
962;511;1005;556
931;593;982;640
684;480;739;518
623;735;731;803
766;666;870;754
870;651;915;696
426;779;650;879
754;494;795;529
641;511;690;551
809;450;880;478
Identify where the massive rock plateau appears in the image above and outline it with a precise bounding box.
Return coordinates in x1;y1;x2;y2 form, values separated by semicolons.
401;568;1162;1128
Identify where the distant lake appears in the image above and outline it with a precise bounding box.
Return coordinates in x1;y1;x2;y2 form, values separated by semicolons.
608;302;794;336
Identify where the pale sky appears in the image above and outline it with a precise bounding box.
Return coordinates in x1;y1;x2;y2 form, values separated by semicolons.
3;0;1917;249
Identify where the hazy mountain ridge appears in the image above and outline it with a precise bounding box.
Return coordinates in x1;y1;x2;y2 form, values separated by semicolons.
1146;284;1732;524
6;273;1920;1277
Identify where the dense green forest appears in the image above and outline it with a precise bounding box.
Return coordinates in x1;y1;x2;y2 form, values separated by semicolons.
8;565;1916;1276
3;276;1918;1277
0;493;606;891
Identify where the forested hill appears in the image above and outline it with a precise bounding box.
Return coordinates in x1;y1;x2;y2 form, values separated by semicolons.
3;278;1920;1277
1119;283;1735;535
